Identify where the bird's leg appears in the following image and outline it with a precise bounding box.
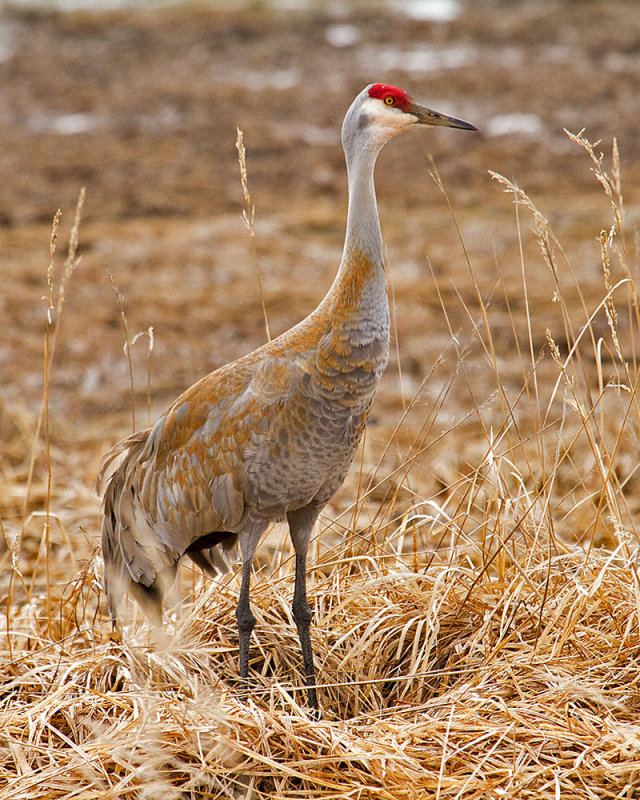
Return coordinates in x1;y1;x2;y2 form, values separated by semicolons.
236;558;256;692
288;507;320;715
292;550;318;713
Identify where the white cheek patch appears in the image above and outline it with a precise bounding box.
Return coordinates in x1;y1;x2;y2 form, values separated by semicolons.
359;97;413;132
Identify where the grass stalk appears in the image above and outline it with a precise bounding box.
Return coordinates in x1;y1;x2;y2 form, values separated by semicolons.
108;271;136;433
236;127;271;343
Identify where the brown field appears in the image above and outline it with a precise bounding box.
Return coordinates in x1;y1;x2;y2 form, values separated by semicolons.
2;1;640;797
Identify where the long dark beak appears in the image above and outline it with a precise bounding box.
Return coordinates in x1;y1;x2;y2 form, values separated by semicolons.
410;101;477;131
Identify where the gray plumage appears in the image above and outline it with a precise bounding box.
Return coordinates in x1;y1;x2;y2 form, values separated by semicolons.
99;83;476;712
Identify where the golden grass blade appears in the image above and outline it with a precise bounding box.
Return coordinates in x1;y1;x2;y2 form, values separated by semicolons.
236;127;271;343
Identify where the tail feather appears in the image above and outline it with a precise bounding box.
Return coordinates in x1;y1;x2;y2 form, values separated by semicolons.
99;426;240;625
100;428;176;625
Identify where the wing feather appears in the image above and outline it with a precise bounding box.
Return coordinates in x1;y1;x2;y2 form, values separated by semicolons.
100;346;311;622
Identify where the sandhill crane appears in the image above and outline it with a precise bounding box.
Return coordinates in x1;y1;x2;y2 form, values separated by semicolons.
100;83;476;713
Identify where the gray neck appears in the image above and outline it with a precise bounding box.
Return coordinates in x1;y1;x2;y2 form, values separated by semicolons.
319;135;389;345
343;140;383;265
308;93;392;397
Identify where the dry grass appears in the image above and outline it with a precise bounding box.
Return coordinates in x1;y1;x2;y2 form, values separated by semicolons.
2;133;640;799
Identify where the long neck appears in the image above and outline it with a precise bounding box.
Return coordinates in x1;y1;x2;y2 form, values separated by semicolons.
320;139;389;345
343;143;383;264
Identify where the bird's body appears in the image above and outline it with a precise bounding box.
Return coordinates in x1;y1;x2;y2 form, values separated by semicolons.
100;83;476;712
102;261;387;596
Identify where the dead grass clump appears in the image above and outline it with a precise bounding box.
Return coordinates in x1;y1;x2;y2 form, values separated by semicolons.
1;541;640;798
3;133;640;798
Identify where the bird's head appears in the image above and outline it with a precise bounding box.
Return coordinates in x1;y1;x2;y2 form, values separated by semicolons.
342;83;476;155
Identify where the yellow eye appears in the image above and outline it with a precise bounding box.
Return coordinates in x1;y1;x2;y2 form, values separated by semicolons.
384;95;395;105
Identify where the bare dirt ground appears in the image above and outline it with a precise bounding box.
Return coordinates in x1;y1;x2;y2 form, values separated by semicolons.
2;2;640;795
3;0;640;549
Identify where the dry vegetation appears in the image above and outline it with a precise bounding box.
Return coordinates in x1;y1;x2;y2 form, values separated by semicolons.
3;3;640;798
3;119;640;797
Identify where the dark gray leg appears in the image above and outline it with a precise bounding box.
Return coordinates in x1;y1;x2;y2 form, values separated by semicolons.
236;559;256;685
288;506;321;714
292;550;318;712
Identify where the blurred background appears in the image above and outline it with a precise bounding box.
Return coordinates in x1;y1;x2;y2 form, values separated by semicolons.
1;0;639;558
